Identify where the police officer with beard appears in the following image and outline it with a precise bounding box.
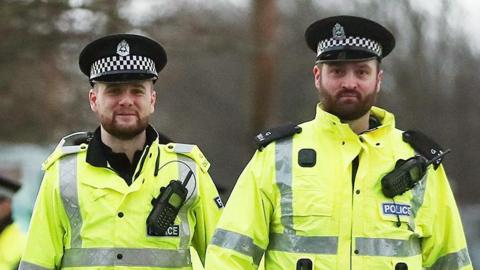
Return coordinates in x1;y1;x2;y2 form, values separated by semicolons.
206;15;472;270
20;34;222;270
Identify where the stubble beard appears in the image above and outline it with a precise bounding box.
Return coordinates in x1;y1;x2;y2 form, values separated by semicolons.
101;113;149;140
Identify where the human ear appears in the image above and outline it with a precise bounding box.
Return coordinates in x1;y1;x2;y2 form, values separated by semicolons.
89;89;97;112
313;65;321;89
376;69;384;93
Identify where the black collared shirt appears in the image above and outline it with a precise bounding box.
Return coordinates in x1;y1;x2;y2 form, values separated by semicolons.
86;126;158;185
0;214;13;235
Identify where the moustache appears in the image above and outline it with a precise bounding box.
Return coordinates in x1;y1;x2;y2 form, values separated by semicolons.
336;89;361;99
113;111;139;117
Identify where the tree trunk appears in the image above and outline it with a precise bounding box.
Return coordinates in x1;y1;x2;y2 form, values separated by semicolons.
251;0;278;134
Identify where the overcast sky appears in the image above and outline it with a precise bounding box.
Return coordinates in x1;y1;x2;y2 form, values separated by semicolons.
454;0;480;52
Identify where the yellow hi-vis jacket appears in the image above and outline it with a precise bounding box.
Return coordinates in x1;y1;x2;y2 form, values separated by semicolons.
206;106;472;270
0;222;26;270
20;132;222;270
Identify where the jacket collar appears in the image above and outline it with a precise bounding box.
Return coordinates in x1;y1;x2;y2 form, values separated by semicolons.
314;104;395;133
82;126;161;193
86;125;159;168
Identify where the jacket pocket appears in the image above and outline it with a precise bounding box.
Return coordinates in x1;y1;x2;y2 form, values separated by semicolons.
292;188;333;217
275;175;334;234
291;174;333;217
88;188;109;202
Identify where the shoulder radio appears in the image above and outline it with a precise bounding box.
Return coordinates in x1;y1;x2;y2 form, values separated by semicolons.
381;149;451;198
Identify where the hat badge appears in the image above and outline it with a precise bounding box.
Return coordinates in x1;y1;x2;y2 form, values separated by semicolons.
116;40;130;56
332;23;346;40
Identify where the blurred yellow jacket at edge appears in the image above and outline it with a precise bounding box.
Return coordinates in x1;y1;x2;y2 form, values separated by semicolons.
20;132;222;270
0;222;26;270
205;106;472;270
191;247;204;270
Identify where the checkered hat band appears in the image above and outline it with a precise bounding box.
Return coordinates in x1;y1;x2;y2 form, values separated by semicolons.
90;55;157;79
317;36;382;57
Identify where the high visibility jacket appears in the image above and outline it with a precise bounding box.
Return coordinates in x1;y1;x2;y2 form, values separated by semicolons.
0;222;26;270
206;106;472;270
20;132;222;270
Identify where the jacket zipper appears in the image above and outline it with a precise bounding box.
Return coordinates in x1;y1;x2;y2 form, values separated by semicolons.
350;155;360;270
132;145;150;182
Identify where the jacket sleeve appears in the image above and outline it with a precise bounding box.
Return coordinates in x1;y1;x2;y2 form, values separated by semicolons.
205;150;274;270
20;162;66;270
191;169;223;266
419;166;473;269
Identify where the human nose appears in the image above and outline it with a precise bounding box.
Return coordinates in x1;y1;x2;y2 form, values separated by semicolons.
118;93;134;106
340;71;358;90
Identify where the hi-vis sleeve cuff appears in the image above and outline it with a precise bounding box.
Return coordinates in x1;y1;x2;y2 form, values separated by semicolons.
19;261;52;270
210;229;265;265
425;248;471;270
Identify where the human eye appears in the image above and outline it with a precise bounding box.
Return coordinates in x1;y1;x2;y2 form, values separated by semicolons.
329;67;343;76
131;87;146;95
357;68;371;78
105;87;122;95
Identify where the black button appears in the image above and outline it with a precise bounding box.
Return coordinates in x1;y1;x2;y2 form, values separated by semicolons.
355;190;360;195
298;149;316;167
395;262;408;270
118;212;124;218
376;142;381;146
342;141;345;145
359;137;364;142
354;249;359;254
117;253;123;259
168;145;173;149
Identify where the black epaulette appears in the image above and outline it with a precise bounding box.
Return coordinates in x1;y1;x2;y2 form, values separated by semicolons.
157;132;172;144
402;130;448;170
254;123;302;151
63;132;94;146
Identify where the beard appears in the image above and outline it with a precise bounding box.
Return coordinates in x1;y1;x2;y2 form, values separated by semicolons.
100;112;149;140
319;84;379;121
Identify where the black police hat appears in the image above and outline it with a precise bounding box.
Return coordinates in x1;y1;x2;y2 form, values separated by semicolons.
305;15;395;62
79;34;167;83
0;175;21;199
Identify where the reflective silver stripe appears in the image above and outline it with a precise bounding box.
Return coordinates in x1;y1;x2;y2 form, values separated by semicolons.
178;155;197;249
211;228;264;265
173;143;194;153
61;248;191;267
410;173;427;216
59;154;82;248
19;261;53;270
426;248;472;270
268;232;338;254
355;237;421;257
62;145;85;156
275;138;294;233
409;170;428;230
